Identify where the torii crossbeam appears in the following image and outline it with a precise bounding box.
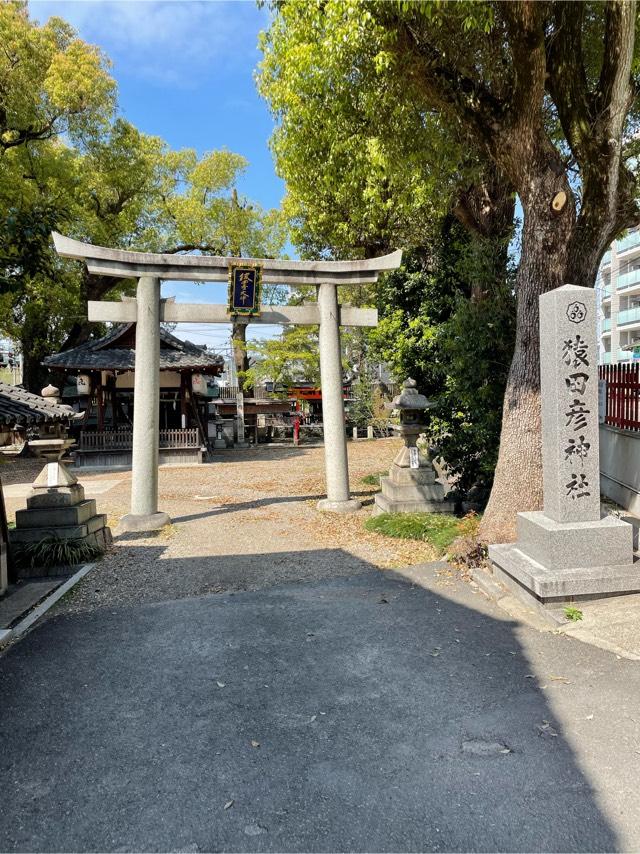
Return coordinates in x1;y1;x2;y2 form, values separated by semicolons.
52;233;402;531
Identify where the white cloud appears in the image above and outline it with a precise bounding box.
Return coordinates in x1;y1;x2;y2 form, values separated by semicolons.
29;0;269;86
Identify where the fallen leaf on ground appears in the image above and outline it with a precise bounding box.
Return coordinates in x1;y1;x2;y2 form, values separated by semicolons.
537;720;558;738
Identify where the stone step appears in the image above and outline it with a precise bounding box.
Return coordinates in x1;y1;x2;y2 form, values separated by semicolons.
489;542;640;602
15;500;97;530
10;513;108;544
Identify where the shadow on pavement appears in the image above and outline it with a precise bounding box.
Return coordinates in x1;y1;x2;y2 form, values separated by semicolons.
0;551;620;853
164;489;376;526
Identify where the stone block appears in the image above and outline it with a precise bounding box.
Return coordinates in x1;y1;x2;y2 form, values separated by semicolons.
517;510;633;570
388;465;436;486
32;461;78;490
373;492;455;516
27;484;85;508
15;500;97;530
379;476;447;504
10;513;109;544
489;542;640;603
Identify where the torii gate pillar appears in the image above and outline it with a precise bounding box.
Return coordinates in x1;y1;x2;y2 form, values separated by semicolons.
120;276;170;533
317;282;361;512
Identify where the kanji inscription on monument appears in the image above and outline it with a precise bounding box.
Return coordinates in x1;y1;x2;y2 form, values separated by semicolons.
540;284;600;524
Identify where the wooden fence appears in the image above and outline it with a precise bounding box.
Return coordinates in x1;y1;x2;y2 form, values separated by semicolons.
79;428;200;451
599;363;640;431
216;385;271;400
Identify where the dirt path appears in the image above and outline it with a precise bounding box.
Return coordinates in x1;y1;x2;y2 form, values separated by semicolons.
3;439;442;613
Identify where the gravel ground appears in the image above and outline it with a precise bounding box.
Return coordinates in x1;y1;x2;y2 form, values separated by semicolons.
3;439;445;614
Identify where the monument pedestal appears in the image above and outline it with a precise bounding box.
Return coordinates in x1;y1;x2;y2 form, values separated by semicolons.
489;511;638;605
374;447;454;516
10;442;112;576
490;284;638;608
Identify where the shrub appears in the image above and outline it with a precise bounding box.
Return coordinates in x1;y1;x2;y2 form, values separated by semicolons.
12;536;104;570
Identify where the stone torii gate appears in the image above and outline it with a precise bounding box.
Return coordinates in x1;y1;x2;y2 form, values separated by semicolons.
52;233;402;532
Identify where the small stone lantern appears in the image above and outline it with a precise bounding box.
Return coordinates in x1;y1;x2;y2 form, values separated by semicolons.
373;378;454;516
389;378;432;468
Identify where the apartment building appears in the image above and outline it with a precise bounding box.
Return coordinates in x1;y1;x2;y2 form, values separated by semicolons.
598;227;640;364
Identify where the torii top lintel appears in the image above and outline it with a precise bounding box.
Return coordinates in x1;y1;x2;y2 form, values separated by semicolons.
52;233;402;286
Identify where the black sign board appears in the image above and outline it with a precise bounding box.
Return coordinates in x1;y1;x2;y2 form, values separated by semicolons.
228;264;262;317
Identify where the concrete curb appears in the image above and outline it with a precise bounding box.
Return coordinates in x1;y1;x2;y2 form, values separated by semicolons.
557;623;640;661
0;562;95;650
472;565;640;661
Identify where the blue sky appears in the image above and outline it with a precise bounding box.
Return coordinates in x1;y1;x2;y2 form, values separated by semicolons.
30;0;287;354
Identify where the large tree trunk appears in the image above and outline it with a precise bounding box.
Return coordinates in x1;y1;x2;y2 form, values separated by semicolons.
61;272;131;352
478;161;576;543
21;339;49;394
231;318;249;391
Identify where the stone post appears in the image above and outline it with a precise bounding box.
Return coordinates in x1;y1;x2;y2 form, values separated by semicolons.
540;286;601;523
119;276;170;532
317;282;361;512
489;284;636;607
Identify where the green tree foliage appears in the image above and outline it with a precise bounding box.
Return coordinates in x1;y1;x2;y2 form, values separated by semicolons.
0;3;287;391
258;0;463;259
0;1;115;153
371;227;515;499
244;326;320;391
259;0;640;541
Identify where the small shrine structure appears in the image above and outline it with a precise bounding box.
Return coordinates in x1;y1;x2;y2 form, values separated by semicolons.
0;381;79;452
44;323;224;467
51;232;402;531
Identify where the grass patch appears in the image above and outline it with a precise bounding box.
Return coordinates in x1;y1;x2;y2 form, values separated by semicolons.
564;605;584;622
365;512;478;554
360;472;386;487
12;536;104;570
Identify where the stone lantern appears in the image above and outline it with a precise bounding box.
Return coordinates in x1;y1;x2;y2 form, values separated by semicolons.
10;424;111;573
373;378;454;516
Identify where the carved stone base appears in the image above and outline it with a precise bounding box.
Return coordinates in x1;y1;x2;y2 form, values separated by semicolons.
118;511;171;533
317;498;362;514
489;510;638;605
373;461;454;516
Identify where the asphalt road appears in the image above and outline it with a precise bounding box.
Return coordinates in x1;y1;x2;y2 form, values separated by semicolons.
1;557;639;852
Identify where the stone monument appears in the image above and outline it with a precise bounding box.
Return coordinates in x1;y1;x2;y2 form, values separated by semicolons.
489;284;638;605
10;433;111;575
373;379;454;516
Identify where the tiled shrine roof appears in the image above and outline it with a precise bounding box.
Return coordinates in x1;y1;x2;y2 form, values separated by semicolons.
0;383;77;425
43;325;224;373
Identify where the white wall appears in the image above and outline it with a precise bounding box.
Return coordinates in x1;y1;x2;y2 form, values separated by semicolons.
600;424;640;515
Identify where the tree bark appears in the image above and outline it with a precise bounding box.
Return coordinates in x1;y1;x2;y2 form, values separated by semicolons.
21;343;49;394
231;318;249;391
478;161;576;542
